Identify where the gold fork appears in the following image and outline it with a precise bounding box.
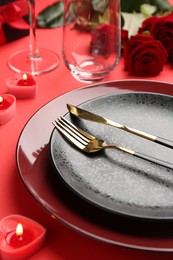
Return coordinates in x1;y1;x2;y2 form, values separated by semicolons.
52;117;173;170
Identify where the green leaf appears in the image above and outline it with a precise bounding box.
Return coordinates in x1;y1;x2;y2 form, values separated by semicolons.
37;1;64;28
65;2;77;24
91;0;109;13
150;0;173;11
121;0;143;12
99;8;111;23
121;0;172;13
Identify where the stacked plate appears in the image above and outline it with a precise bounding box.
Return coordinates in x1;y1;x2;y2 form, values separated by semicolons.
16;80;173;251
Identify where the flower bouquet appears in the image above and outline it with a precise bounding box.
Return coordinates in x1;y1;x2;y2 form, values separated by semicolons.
37;0;173;76
121;0;173;76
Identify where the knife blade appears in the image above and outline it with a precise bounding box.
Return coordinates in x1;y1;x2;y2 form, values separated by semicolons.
67;103;173;149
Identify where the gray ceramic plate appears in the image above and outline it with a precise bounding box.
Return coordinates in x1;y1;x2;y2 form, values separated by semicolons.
50;92;173;219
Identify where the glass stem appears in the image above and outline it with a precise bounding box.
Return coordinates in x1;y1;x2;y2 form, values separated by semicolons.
27;0;40;60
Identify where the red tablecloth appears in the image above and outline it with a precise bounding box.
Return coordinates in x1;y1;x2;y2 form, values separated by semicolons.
1;1;173;259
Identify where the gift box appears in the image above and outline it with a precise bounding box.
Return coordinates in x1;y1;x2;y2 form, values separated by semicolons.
0;0;29;46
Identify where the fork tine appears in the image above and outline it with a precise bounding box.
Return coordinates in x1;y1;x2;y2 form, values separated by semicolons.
53;116;93;147
53;120;87;150
54;119;87;145
60;117;94;141
58;117;90;143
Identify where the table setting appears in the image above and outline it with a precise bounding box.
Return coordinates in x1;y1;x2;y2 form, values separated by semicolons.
1;0;173;259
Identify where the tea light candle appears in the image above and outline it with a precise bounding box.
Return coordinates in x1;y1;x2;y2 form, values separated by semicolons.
6;73;38;99
0;215;46;260
0;94;16;125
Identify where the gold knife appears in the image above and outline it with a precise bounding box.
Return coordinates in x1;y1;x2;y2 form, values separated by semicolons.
67;103;173;149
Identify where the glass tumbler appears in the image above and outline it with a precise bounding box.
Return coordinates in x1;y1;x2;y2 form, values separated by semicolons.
62;0;121;82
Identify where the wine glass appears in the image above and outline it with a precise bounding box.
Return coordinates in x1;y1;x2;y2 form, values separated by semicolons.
62;0;121;82
8;0;60;75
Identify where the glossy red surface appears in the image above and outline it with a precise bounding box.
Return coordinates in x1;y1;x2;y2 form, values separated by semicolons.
1;0;173;259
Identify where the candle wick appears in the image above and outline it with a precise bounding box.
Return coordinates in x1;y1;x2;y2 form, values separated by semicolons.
18;235;23;241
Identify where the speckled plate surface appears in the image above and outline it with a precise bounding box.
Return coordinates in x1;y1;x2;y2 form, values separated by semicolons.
50;92;173;219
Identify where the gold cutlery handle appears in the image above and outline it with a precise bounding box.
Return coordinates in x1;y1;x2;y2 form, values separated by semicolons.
67;104;173;149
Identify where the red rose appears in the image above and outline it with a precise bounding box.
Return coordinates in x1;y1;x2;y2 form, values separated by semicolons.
124;34;168;76
90;23;117;57
139;13;173;63
139;16;159;33
169;47;173;64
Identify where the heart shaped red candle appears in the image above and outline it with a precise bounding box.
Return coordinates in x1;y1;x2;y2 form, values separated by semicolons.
6;73;38;99
0;94;16;125
0;215;46;260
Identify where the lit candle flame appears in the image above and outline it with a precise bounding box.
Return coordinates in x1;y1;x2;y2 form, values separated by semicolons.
0;96;3;104
22;74;28;81
16;223;23;237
